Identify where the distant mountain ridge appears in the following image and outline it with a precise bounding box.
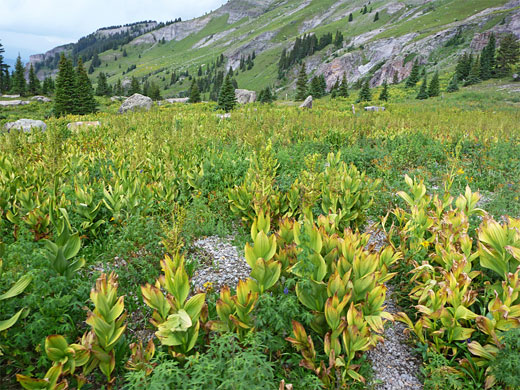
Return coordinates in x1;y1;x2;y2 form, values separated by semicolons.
29;0;520;96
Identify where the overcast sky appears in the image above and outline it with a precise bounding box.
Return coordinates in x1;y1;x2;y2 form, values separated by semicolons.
0;0;228;61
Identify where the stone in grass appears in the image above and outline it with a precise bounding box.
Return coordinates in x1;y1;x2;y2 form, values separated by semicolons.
4;119;47;132
118;93;153;114
235;89;257;104
299;95;313;109
67;121;101;131
0;100;30;106
217;113;231;119
31;96;51;103
364;106;386;112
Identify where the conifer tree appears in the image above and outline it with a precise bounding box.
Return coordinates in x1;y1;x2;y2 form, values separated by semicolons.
309;77;322;98
75;58;97;115
54;54;77;116
392;72;399;84
480;33;496;80
217;73;237;112
259;86;274;103
406;59;420;88
114;79;123;96
189;79;201;103
378;81;389;101
338;73;349;98
0;41;9;93
295;63;308;100
496;33;520;77
428;71;440;97
122;49;128;57
465;56;481;86
374;12;379;22
95;72;111;96
331;80;339;98
416;75;429;100
91;52;101;68
455;53;472;81
28;64;40;95
128;76;141;95
357;79;372;102
12;55;26;96
446;73;459;92
334;31;344;48
349;13;353;22
149;82;162;101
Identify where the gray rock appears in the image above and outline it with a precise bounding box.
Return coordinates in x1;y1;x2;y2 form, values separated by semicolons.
235;89;257;104
163;97;190;104
67;121;101;130
5;119;47;132
365;106;386;112
118;93;153;114
217;113;231;119
31;95;51;102
0;100;30;106
110;96;126;102
299;95;313;109
1;94;20;98
513;73;520;82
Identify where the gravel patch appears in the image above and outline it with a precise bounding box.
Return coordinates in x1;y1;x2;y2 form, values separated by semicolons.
365;222;424;390
191;236;251;292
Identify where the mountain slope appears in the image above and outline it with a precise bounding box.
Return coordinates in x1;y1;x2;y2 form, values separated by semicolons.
30;0;520;97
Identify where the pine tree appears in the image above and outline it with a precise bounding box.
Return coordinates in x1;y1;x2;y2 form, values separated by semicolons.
374;12;379;22
259;86;274;103
446;73;459;92
75;58;97;115
465;56;481;86
334;31;344;48
428;71;440;97
95;72;111;96
309;77;322;98
0;41;10;93
114;79;123;96
28;64;40;95
357;79;372;102
122;49;128;57
149;82;162;101
12;55;26;96
378;81;389;101
416;75;429;100
392;72;399;84
480;33;496;80
496;33;520;77
91;52;101;68
455;53;472;81
338;73;349;98
406;59;420;88
128;76;141;95
217;74;237;112
54;54;77;116
295;63;308;100
349;13;353;22
189;79;201;103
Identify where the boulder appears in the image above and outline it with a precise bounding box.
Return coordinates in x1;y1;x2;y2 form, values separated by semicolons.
31;96;51;102
235;89;257;104
513;73;520;82
5;119;47;132
163;97;190;104
0;100;30;106
2;94;20;98
364;106;386;112
110;96;126;102
67;121;101;130
299;96;313;109
118;93;153;114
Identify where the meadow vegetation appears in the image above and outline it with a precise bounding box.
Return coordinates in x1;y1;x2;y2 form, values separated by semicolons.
1;85;520;389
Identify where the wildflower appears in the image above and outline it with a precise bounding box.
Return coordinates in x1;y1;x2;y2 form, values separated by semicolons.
420;241;430;248
203;281;214;291
456;168;465;175
283;287;289;295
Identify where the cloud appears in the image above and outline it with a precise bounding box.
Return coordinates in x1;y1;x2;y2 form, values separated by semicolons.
0;0;228;59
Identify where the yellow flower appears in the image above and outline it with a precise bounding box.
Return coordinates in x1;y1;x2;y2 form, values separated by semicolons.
457;168;465;175
421;240;430;248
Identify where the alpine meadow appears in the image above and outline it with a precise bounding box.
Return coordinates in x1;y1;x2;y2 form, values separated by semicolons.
1;0;520;389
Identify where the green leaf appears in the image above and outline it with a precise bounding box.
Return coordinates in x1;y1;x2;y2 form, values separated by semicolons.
0;274;32;300
0;308;25;331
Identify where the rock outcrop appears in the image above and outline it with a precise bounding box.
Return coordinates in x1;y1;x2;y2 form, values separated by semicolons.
163;98;190;104
0;100;30;106
31;96;51;103
300;96;313;109
118;94;153;114
67;121;101;130
364;106;386;112
5;119;47;132
235;89;257;104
